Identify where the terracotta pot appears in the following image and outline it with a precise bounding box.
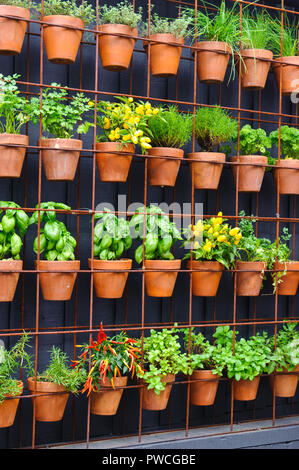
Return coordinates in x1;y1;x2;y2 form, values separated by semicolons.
195;41;231;84
144;34;184;77
35;260;80;301
273;160;299;195
0;381;23;428
42;15;84;64
273;261;299;296
139;374;175;411
39;138;82;181
0;6;30;55
232;376;260;401
88;258;132;299
144;260;181;297
95;142;134;182
0;259;22;302
187;260;224;297
239;49;273;90
0;134;28;178
98;24;137;71
230;155;268;192
187;152;225;190
27;377;69;422
190;370;220;406
147;147;183;187
90;377;127;416
235;261;266;297
269;369;299;398
273;56;299;95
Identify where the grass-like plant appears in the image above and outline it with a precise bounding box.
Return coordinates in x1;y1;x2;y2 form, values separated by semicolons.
145;106;193;149
0;0;31;7
194;106;237;152
241;9;273;50
268;14;299;57
142;12;191;39
98;1;142;28
33;0;96;25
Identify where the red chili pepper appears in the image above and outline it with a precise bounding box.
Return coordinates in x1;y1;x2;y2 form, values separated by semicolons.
107;344;117;356
97;322;107;345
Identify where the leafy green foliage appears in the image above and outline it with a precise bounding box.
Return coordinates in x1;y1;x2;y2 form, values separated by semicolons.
92;209;132;260
30;84;94;139
241;9;273;50
142;12;191;38
145;106;193;149
33;0;96;25
0;202;29;260
268;14;298;57
32;346;86;393
0;332;32;404
270;126;299;160
233;124;271;156
131;205;182;264
0;74;33;134
0;0;30;7
266;322;299;373
99;1;142;28
237;211;272;263
30;202;77;261
194;106;237;152
136;328;188;395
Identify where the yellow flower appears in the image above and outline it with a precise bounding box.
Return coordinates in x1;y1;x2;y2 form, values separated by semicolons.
108;133;115;141
213;232;219;238
140;136;151;143
135;130;143;136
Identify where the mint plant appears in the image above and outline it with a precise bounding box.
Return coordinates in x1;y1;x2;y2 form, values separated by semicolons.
266;322;299;374
93;209;132;260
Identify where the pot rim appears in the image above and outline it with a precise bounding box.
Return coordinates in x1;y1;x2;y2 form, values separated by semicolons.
27;376;67;392
98;23;138;34
42;15;85;28
0;5;30;18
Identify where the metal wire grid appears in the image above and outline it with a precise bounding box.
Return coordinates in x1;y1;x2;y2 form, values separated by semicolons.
0;0;298;448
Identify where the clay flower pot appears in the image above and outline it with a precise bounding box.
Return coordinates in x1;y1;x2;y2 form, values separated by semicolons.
230;155;268;192
39;138;82;181
187;260;224;297
35;260;80;301
144;259;181;297
0;5;30;55
90;377;127;416
27;377;69;422
269;369;299;398
0;134;28;178
0;381;23;428
42;15;84;64
147;147;184;187
194;41;231;84
239;49;273;90
235;261;266;297
144;34;184;77
187;152;225;190
190;370;220;406
89;258;132;299
98;24;137;71
232;376;260;401
273;261;299;296
273;160;299;195
139;374;175;411
273;56;299;95
0;259;22;302
95;142;134;182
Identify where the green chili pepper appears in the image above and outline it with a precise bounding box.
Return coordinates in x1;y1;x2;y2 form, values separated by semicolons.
44;221;61;242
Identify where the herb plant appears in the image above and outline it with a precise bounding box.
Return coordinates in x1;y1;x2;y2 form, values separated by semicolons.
241;9;273;50
0;202;29;260
267;227;293;292
30;202;77;261
233;124;271;156
266;322;299;374
270;126;299;160
33;0;96;25
144;106;193;149
182;212;242;270
131;205;182;264
93;209;132;260
0;74;33;135
30;84;94;139
237;211;272;264
0;0;31;7
194;106;237;152
142;12;191;39
268;15;299;57
98;1;142;28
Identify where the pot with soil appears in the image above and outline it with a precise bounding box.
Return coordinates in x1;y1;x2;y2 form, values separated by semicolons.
188;152;225;190
273;261;299;296
0;381;23;428
0;5;30;55
190;370;220;406
239;49;273;90
273;159;299;195
235;261;266;296
273;56;299;95
90;377;127;416
0;259;23;302
39;138;82;181
36;260;80;301
187;260;224;297
147;147;183;187
89;259;132;299
0;134;28;178
95;142;134;183
230;155;268;192
98;24;137;71
27;377;69;422
144;259;181;298
144;34;184;77
269;369;299;398
139;374;175;411
194;41;231;84
232;376;260;401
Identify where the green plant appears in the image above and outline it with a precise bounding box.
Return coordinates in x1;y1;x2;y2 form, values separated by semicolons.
194;106;237;152
144;106;193;149
237;210;272;264
29;346;86;393
241;9;273;50
0;74;34;134
136;327;188;395
33;0;96;25
213;326;271;381
142;12;191;39
0;202;29;260
92;209;132;260
30;202;77;261
30;84;94;139
0;332;32;404
74;324;144;394
267;227;293;292
131;205;182;264
232;124;271;156
266;322;299;374
268;14;298;57
270;126;299;160
0;0;31;7
98;1;142;28
182;212;241;269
